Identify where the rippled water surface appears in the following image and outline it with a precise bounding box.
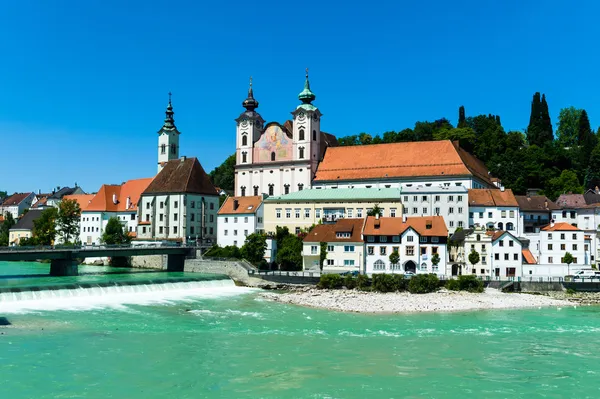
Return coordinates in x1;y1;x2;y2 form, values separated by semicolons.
1;262;599;398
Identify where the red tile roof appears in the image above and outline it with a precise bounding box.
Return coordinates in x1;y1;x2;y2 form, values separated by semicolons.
542;222;580;232
218;196;263;215
468;189;518;207
515;195;559;211
62;194;95;211
363;216;448;237
303;219;364;243
84;178;152;212
522;249;537;264
314;140;492;184
1;193;33;206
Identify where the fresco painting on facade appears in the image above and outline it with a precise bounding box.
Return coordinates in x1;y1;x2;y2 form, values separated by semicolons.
255;125;292;162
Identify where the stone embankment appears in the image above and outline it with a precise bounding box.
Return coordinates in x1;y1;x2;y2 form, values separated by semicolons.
546;291;600;305
260;287;575;314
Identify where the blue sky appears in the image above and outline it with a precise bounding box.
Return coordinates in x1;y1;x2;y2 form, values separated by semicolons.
1;0;599;193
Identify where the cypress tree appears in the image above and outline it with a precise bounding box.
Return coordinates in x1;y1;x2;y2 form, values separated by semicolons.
458;106;466;128
527;92;542;146
578;109;592;144
540;94;553;144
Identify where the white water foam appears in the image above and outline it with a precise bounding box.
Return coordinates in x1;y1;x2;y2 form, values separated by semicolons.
0;280;257;314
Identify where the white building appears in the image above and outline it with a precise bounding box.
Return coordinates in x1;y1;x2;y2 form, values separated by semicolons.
80;178;152;245
157;93;181;173
401;185;468;233
489;231;522;278
234;74;337;197
462;227;492;277
217;196;264;248
302;218;364;271
137;157;219;244
515;194;558;234
363;215;448;276
0;192;35;220
537;222;588;271
468;188;520;234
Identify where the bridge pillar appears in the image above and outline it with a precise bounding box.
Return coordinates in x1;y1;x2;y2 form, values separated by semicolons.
111;256;130;267
166;254;185;272
50;259;79;276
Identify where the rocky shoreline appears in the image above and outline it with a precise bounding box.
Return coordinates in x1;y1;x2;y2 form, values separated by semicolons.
258;287;580;314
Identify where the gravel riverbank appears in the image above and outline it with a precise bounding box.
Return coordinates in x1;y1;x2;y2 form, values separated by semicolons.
259;287;576;313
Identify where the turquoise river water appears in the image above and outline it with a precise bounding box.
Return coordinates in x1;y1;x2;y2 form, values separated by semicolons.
1;261;600;398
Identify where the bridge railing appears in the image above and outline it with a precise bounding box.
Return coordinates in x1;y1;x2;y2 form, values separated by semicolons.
0;242;195;253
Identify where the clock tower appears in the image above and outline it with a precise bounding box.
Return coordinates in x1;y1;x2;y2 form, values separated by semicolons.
157;92;181;173
235;77;264;170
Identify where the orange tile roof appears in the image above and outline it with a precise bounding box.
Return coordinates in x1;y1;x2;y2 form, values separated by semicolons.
1;192;33;206
468;189;518;207
314;140;492;184
522;249;537;264
84;178;152;212
363;216;448;237
303;219;364;243
542;222;580;231
218;196;263;215
62;194;95;211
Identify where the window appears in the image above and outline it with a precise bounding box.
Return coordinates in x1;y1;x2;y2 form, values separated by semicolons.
449;207;454;214
570;211;576;218
514;254;519;261
285;208;291;218
421;247;427;255
234;217;238;223
327;245;334;252
423;207;427;214
316;209;321;218
160;202;164;209
422;196;427;202
191;213;195;222
488;212;493;218
142;227;146;234
373;260;385;270
173;213;178;221
159;214;163;222
413;196;418;201
561;244;566;250
295;208;300;218
548;233;553;240
305;208;310;218
573;233;577;239
190;201;195;209
298;183;304;191
347;208;354;218
210;203;214;210
243;216;248;223
311;245;318;255
344;245;355;252
242;152;247;163
448;195;454;202
337;232;351;238
210;215;214;222
404;196;409;202
299;147;305;159
509;240;514;247
233;229;238;236
173;226;178;234
432;246;438;254
299;129;305;141
240;186;246;196
271;152;276;161
242;135;247;146
449;221;454;227
313;130;317;141
295;227;301;234
499;240;504;247
482;256;487;265
381;236;388;242
458;207;463;214
268;185;274;196
367;236;375;242
495;253;499;260
573;257;578;263
146;203;150;209
435;207;440;215
479;212;483;218
560;233;565;240
504;253;509;260
509;210;515;218
573;244;578;250
406;246;414;256
392;236;400;243
380;247;387;255
327;259;334;266
161;144;166;154
406;236;413;242
276;208;281;219
344;260;355;266
457;195;463;202
548;244;553;250
357;208;363;218
435;195;440;202
171;144;176;154
432;237;439;243
368;246;374;255
420;236;427;243
159;226;164;234
412;208;418;214
501;210;506;218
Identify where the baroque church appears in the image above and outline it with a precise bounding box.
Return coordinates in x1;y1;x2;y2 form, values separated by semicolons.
234;71;338;197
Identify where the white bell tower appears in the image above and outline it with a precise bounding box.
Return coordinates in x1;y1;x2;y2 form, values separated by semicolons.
157;92;181;173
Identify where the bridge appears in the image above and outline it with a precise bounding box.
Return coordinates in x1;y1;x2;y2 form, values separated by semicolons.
0;244;195;276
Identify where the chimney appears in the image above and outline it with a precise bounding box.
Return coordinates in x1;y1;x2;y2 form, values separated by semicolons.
375;213;380;220
112;193;118;205
544;200;548;209
596;186;599;194
550;219;555;228
233;199;239;210
38;189;41;195
126;196;131;209
500;186;505;192
402;214;407;223
181;156;186;162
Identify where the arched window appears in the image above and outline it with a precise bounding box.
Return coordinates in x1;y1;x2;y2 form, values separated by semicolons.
242;151;247;163
242;135;248;146
241;186;246;196
299;129;305;141
506;222;514;231
170;144;176;154
313;130;317;141
498;222;504;230
374;260;385;271
268;184;274;196
421;263;428;271
476;234;481;241
271;151;276;161
299;147;305;159
161;144;166;154
253;186;259;196
284;184;290;195
298;183;304;191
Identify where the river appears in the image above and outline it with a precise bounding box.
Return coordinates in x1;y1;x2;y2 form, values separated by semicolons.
1;261;599;398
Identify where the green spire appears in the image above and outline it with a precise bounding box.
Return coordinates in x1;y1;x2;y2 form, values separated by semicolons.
298;68;316;104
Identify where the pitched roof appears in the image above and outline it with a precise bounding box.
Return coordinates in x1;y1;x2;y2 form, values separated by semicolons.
468;189;518;207
449;228;474;242
1;193;33;206
48;187;82;200
486;230;520;243
303;219;364;243
363;216;448;237
10;209;44;231
314;140;492;185
522;249;537;264
555;194;586;209
144;157;216;196
542;222;580;232
265;188;401;202
62;194;96;211
31;197;48;208
515;195;559;211
218;196;263;215
583;191;600;205
84;178;152;212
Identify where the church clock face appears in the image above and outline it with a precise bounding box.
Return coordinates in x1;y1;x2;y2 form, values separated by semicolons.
298;111;305;121
241;119;248;127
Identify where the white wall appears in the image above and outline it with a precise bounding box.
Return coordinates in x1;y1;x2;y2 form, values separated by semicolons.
469;206;520;235
401;187;468;233
313;177;488;190
302;241;363;271
539;230;586;266
490;233;522;278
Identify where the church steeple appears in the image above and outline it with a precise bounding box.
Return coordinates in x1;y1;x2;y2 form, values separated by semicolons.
161;92;177;131
242;77;259;111
157;92;180;173
298;68;316;104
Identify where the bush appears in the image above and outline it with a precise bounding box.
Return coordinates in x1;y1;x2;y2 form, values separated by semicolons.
457;275;484;293
317;274;343;289
566;288;576;295
372;274;396;293
344;274;357;289
356;274;370;290
392;274;408;292
445;278;461;291
408;274;440;294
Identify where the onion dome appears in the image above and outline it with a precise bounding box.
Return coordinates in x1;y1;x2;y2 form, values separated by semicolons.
298;68;316;104
242;76;259;111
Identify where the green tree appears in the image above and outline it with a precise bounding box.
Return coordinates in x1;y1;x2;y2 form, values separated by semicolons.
457;105;467;128
431;253;440;271
585;142;600;190
319;241;327;271
389;250;400;267
57;199;81;244
275;226;290;249
19;236;37;246
527;92;553;147
0;212;16;246
32;207;58;246
208;153;235;192
563;252;574;275
468;249;480;272
241;233;267;264
367;204;383;217
101;217;131;245
557;107;582;148
545;170;583;201
276;235;303;271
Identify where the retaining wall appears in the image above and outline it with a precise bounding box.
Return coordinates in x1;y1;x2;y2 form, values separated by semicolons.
131;255;165;269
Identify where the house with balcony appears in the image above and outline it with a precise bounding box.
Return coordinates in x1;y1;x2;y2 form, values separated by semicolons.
468;188;520;234
516;194;558;234
462;227;493;277
301;218;364;271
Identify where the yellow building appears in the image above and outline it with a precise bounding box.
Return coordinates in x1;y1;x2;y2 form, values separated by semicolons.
262;188;402;234
8;209;43;245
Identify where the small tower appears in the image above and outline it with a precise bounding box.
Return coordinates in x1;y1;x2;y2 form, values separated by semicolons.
157;92;181;173
235;77;264;167
291;69;322;174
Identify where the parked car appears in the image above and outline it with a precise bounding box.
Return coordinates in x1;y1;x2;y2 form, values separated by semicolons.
403;271;415;278
572;270;600;280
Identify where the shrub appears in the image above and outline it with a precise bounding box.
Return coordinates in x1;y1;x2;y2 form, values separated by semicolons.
392;274;408;292
445;278;460;291
356;274;370;290
566;288;576;295
317;274;343;289
458;275;484;293
372;274;396;293
408;273;440;294
344;274;357;289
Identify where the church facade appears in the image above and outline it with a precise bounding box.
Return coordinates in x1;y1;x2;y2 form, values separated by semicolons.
234;72;337;197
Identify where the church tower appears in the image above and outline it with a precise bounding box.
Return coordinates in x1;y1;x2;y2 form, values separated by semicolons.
157;92;181;173
291;69;322;177
235;77;264;169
